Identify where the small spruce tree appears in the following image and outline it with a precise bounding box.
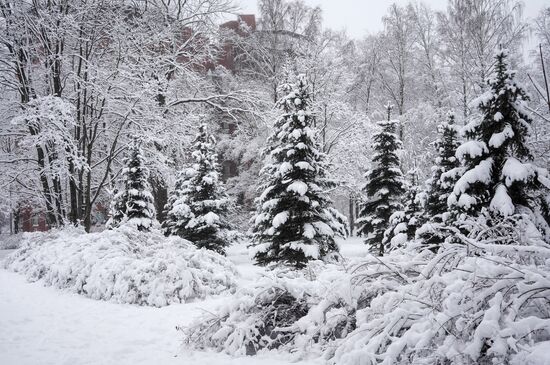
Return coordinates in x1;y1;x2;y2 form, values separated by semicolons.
107;187;127;229
161;170;186;235
250;75;348;269
448;49;550;231
383;175;423;252
416;112;462;249
425;112;462;217
107;140;155;231
162;124;232;255
357;104;406;256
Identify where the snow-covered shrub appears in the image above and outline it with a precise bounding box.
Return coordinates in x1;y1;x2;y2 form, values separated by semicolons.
181;260;360;358
331;214;550;365
183;213;550;365
383;181;423;252
180;249;427;359
4;227;237;306
0;233;22;249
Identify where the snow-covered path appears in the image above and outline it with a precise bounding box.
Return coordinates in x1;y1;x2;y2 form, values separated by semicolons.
0;238;366;365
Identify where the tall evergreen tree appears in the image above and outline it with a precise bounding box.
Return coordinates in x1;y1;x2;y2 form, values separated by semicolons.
448;49;550;229
358;104;406;256
250;75;348;269
107;140;155;231
162;124;232;254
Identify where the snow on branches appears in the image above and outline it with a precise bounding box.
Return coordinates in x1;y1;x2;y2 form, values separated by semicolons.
358;104;406;256
7;96;83;225
183;214;550;365
417;112;462;249
332;214;550;365
448;50;550;233
425;112;462;218
252;76;347;268
4;227;238;306
383;181;423;252
250;75;348;269
181;260;357;357
107;140;156;231
162;123;234;255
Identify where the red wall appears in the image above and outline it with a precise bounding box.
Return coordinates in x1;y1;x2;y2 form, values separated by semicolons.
20;207;49;232
218;15;256;71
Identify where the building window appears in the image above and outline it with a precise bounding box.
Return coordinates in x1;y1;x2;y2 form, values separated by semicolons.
31;215;39;227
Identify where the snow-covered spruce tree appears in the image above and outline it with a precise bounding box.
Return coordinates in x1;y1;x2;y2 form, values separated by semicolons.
251;75;348;269
383;178;422;252
425;112;461;217
106;187;127;229
358;104;406;256
107;140;155;231
448;49;550;232
161;170;186;235
162;124;232;255
416;112;462;249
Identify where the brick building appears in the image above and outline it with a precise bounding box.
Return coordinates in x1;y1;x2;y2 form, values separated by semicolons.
19;207;49;232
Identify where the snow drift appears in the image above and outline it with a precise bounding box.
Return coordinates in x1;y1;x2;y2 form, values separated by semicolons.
4;227;238;306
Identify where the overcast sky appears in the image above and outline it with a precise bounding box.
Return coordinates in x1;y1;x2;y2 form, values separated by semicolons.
235;0;548;55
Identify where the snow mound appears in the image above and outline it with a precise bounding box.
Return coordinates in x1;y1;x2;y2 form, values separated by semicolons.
4;227;238;307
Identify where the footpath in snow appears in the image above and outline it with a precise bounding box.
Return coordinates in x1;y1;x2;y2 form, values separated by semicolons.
0;238;366;365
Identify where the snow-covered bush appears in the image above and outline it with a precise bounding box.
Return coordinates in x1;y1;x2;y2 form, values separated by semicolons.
180;249;429;359
181;260;360;358
183;214;550;365
0;234;22;249
4;227;237;306
383;181;423;252
332;213;550;365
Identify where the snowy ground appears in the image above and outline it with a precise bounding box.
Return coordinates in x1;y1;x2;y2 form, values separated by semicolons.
0;237;366;365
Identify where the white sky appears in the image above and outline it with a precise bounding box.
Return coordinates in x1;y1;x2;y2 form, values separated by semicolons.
235;0;548;56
